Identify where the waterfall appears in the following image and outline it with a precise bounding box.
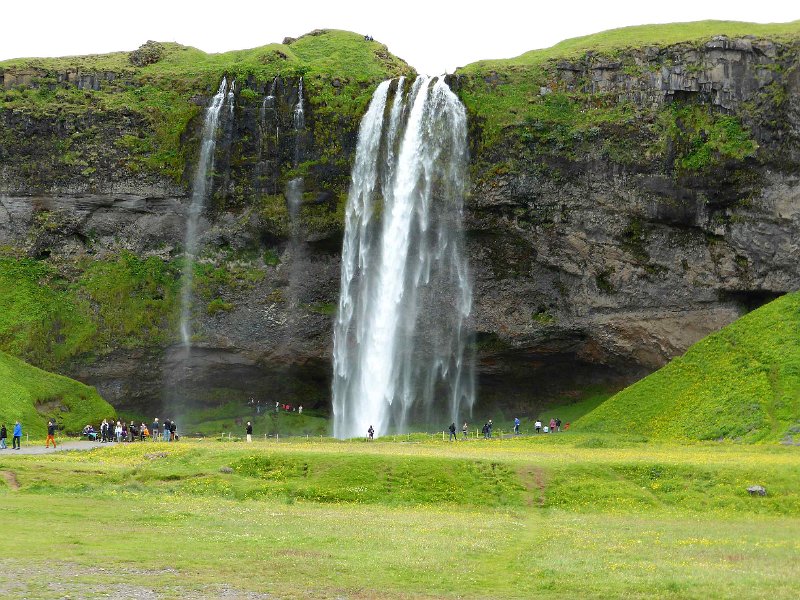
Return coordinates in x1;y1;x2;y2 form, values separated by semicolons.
285;77;306;309
332;76;475;439
178;78;229;346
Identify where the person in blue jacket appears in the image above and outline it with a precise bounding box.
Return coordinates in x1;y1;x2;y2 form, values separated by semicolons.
12;421;22;450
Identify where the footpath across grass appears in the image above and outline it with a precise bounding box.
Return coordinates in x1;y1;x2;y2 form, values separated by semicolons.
0;435;797;598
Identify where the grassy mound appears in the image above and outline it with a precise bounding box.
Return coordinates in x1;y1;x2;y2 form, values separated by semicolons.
576;292;800;441
0;349;113;436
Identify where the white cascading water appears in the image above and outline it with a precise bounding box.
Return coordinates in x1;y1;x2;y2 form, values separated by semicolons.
178;78;229;346
332;76;475;439
285;78;306;308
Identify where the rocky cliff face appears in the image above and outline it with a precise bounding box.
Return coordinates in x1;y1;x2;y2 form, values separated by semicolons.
1;30;798;419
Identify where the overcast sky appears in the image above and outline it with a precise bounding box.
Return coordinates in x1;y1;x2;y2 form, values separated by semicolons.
2;1;797;74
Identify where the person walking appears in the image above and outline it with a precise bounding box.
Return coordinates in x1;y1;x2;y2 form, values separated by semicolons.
549;418;556;433
169;420;177;441
514;417;521;435
115;420;122;443
151;418;160;441
448;422;458;441
12;421;22;449
0;424;7;449
46;420;57;448
163;419;171;442
246;422;253;443
487;420;493;439
462;422;468;439
534;419;542;434
367;425;374;440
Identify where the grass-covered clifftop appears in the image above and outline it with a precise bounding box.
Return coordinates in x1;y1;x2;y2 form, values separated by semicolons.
576;292;800;441
0;29;413;183
455;20;800;177
0;349;113;435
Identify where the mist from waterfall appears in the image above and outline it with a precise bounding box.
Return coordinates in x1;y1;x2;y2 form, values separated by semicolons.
332;76;475;439
178;78;229;346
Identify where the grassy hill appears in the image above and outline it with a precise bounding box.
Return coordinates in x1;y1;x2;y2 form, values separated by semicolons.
0;349;113;436
576;292;800;441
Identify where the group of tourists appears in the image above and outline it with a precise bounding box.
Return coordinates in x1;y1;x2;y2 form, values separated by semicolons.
95;417;179;443
0;422;23;450
446;416;569;439
534;417;566;433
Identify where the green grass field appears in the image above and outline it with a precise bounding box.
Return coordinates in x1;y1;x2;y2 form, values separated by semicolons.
0;435;797;598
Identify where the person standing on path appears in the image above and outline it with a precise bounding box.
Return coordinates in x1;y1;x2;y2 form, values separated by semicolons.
12;421;22;449
0;424;7;449
162;419;171;442
46;420;57;448
448;422;458;441
246;422;253;443
514;417;521;435
487;420;493;439
462;422;468;439
367;425;374;440
151;418;160;441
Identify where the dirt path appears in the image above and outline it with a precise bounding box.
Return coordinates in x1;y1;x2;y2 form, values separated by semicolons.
0;471;19;490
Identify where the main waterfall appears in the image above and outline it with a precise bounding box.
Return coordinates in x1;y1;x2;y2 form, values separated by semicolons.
332;76;475;439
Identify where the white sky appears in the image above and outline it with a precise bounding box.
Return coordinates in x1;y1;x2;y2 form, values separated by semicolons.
1;1;797;74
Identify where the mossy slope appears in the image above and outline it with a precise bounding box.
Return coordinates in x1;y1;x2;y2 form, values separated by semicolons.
576;292;800;441
0;349;113;436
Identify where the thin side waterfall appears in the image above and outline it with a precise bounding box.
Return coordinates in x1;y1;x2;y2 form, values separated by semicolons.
257;78;278;195
332;76;475;439
285;78;306;308
178;78;229;346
